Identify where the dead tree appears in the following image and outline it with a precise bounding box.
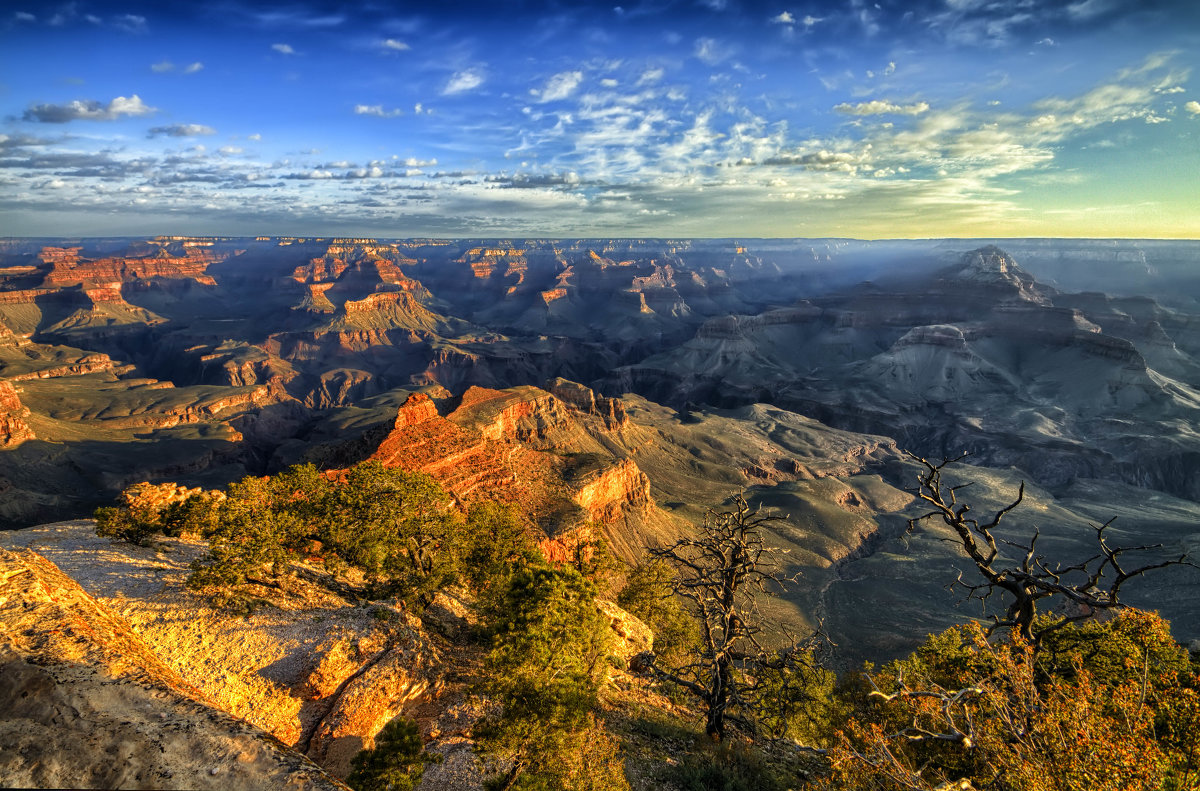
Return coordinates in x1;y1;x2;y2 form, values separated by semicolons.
905;452;1195;643
644;495;825;741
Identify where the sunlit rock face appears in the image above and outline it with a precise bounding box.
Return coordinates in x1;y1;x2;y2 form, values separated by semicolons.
0;381;33;446
0;543;346;791
367;385;659;555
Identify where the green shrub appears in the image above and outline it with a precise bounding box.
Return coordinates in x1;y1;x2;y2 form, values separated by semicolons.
616;557;696;663
94;505;160;546
671;741;786;791
347;716;441;791
475;565;628;791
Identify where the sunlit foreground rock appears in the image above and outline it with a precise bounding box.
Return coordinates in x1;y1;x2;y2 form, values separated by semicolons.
0;522;451;783
0;543;348;790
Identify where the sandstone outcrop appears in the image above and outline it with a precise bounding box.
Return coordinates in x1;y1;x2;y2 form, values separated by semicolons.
0;380;33;446
0;544;347;790
0;523;443;781
369;386;656;540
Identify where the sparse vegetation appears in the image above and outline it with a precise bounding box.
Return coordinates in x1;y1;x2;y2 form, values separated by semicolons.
347;716;441;791
474;564;629;791
616;555;698;664
824;611;1200;791
643;495;828;742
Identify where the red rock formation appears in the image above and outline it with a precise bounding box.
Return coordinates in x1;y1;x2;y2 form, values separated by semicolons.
369;387;654;536
449;385;574;443
0;381;34;446
36;243;230;288
546;378;628;429
370;393;517;502
572;458;651;523
4;353;117;380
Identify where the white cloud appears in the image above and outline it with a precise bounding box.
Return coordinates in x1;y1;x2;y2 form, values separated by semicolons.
23;94;156;123
694;37;734;66
443;68;485;95
14;11;35;23
534;71;583;102
112;14;147;34
601;78;618;88
801;15;822;27
272;43;296;55
1186;101;1200;116
835;100;930;116
152;60;203;75
248;133;262;141
404;157;437;167
380;38;409;51
1067;0;1116;19
771;11;795;24
148;123;216;137
354;104;403;118
637;68;664;86
219;146;244;155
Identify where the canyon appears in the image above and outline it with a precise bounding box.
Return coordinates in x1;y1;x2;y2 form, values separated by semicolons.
2;236;1199;647
3;236;1200;785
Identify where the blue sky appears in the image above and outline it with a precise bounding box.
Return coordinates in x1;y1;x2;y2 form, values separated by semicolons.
1;0;1198;238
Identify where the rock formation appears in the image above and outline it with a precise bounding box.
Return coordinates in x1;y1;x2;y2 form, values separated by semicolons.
0;381;33;446
0;544;347;790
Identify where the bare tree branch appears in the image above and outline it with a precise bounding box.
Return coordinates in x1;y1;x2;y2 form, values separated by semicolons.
640;494;827;741
903;451;1197;643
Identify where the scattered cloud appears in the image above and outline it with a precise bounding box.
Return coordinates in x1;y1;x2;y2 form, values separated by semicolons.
835;99;930;116
22;95;156;123
272;43;296;55
771;11;795;25
251;10;345;28
694;37;734;66
1186;101;1200;116
1066;0;1116;20
248;133;262;141
380;38;409;51
13;11;36;23
444;68;485;95
637;68;665;86
533;71;583;102
148;123;216;137
150;60;204;75
112;14;146;34
354;104;403;118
